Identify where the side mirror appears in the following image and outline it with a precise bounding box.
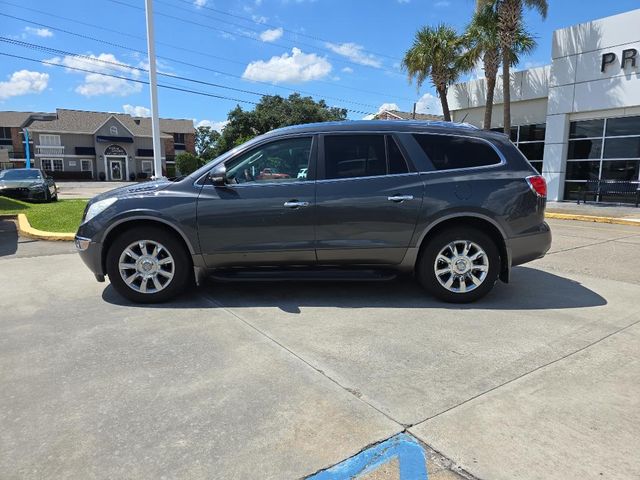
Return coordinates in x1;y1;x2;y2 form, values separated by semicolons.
208;164;227;186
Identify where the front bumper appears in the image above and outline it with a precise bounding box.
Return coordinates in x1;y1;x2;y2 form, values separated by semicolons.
75;235;105;281
0;188;48;201
509;221;552;267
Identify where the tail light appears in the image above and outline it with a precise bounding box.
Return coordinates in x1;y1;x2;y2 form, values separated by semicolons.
526;175;547;198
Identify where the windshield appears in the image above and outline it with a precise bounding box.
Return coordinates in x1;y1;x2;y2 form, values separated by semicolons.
0;169;42;180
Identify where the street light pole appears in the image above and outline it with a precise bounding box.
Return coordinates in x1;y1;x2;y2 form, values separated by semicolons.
144;0;163;179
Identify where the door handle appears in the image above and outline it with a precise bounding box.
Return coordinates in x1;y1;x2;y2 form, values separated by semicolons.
387;195;414;202
283;200;310;208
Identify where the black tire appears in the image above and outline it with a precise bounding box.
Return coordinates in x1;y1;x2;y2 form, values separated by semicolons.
51;189;58;202
417;227;500;303
44;188;52;203
106;226;192;303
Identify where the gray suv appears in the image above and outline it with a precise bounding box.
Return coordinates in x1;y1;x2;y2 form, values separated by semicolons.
75;121;551;304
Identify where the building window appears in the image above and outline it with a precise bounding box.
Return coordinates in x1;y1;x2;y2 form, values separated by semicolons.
39;134;61;146
565;115;640;202
173;133;186;150
110;125;118;135
41;158;63;172
81;159;92;172
0;127;11;146
492;124;546;173
141;160;153;175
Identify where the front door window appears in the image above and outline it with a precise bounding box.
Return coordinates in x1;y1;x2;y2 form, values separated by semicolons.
110;160;122;180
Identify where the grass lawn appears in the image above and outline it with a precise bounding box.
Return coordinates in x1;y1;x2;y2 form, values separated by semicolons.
0;197;87;233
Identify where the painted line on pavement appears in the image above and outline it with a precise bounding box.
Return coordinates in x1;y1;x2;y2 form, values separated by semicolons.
307;433;427;480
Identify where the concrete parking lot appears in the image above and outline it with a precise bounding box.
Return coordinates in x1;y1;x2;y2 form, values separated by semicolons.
1;218;639;479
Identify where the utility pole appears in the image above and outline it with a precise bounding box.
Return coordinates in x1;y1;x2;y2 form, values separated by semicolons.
144;0;163;179
23;128;31;169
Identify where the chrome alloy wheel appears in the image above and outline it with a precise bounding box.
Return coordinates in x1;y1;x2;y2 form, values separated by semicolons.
118;240;175;294
433;240;489;294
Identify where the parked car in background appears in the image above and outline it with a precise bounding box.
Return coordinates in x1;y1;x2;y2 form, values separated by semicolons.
75;120;551;304
0;168;58;202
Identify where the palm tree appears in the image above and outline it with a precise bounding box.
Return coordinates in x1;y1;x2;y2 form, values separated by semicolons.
463;4;536;129
479;0;547;133
402;24;469;122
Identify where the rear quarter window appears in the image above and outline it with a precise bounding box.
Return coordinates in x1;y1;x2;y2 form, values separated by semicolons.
413;134;501;171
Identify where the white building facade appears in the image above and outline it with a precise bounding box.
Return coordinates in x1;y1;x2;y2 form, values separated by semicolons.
448;8;640;202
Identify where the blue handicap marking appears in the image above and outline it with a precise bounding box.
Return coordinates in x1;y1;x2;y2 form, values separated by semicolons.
308;433;428;480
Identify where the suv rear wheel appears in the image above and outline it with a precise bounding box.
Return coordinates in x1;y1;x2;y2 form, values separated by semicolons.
106;226;191;303
418;227;500;303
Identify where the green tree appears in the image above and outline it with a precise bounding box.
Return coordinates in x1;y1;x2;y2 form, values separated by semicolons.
175;152;203;176
479;0;548;133
401;24;470;122
463;4;535;129
212;93;347;156
195;126;221;161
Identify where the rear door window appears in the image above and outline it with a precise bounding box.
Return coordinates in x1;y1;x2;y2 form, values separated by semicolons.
413;134;501;170
323;134;411;179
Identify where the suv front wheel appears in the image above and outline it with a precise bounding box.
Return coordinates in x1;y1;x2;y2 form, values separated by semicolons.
418;227;500;303
106;226;191;303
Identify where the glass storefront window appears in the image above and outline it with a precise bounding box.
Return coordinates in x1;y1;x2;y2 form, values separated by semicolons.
566;161;600;181
605;115;640;137
519;124;546;142
603;137;640;159
518;142;544;161
569;119;604;139
600;160;640;181
565;116;640;203
567;139;602;159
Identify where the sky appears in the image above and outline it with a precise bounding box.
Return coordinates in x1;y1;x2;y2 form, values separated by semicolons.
1;0;639;130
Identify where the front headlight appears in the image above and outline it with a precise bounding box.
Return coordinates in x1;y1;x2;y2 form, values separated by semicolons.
84;198;117;223
29;183;45;190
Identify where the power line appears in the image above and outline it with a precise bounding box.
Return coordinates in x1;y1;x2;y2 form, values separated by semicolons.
0;37;378;112
0;50;376;116
0;51;259;106
166;0;402;62
0;7;413;103
108;0;405;78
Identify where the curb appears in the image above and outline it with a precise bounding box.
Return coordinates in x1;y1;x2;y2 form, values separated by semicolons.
16;214;75;241
546;212;640;227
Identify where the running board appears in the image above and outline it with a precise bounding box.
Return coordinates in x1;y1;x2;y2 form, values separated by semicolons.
209;268;398;283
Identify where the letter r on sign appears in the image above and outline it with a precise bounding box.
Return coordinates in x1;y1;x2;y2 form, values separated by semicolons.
621;49;638;69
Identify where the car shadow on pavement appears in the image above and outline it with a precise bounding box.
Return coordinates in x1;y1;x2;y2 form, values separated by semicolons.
0;219;18;257
204;267;607;313
101;266;607;312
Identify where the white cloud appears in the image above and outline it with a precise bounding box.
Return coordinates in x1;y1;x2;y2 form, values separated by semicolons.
259;27;283;42
242;48;332;84
434;0;451;6
24;27;53;38
325;42;381;68
196;119;228;132
123;104;151;117
252;14;268;24
397;0;410;3
341;67;353;73
45;53;143;97
0;70;49;100
362;102;400;120
193;0;207;7
416;93;443;116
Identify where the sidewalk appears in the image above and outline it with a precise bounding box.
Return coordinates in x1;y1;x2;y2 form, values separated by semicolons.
546;201;640;220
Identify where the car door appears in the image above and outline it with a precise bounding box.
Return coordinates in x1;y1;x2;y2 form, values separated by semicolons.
315;133;424;264
197;135;317;267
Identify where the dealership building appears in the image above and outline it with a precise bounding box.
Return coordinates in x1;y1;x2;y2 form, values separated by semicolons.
448;8;640;203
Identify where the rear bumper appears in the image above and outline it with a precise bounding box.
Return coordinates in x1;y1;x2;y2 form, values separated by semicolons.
509;222;552;267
